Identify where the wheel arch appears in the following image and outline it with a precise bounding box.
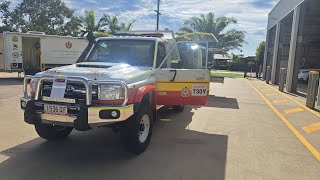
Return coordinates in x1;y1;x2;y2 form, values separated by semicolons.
132;85;157;113
133;85;155;104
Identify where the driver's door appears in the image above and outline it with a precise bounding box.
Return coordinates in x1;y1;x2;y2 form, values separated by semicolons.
156;42;210;106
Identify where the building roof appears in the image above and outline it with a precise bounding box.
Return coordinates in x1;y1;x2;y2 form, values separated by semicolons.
214;54;233;60
268;0;305;30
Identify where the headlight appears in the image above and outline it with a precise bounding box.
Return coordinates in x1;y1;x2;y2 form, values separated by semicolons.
30;79;39;97
98;85;122;100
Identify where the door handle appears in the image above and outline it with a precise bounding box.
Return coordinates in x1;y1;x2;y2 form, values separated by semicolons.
170;70;177;82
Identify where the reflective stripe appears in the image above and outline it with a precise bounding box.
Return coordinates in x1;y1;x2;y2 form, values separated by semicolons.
89;104;134;111
156;82;209;91
20;97;28;103
126;70;156;80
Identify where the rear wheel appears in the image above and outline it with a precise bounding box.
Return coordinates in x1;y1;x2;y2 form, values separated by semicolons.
120;100;153;154
35;123;73;141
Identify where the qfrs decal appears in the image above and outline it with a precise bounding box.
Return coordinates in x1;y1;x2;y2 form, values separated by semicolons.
181;87;191;97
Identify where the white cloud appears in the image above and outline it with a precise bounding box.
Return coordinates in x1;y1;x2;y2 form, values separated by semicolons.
16;0;280;55
114;0;278;55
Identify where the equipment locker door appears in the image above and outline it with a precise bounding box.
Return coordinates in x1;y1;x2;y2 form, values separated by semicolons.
156;41;210;106
22;37;41;75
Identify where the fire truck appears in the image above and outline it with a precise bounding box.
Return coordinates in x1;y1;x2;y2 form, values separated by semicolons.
20;31;217;154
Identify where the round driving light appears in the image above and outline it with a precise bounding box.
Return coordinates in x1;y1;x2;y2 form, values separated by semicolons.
111;111;118;118
21;101;27;108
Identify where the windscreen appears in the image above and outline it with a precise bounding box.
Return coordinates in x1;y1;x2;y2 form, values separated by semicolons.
86;40;155;67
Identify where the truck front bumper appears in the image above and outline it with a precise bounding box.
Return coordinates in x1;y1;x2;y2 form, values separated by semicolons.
21;98;134;131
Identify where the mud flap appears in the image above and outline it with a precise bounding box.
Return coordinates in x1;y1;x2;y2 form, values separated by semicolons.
74;105;91;131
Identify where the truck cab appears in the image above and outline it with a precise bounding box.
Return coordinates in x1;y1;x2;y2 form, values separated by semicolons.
20;32;216;154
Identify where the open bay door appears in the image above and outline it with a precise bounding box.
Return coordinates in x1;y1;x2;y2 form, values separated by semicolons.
156;33;218;106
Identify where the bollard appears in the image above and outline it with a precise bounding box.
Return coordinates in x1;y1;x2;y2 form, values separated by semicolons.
306;71;319;109
279;68;286;92
318;81;320;108
258;65;262;79
266;66;271;84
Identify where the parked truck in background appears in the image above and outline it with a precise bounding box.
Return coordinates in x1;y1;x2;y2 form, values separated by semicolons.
0;31;88;75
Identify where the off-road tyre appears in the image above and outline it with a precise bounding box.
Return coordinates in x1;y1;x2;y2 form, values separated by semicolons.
120;99;153;154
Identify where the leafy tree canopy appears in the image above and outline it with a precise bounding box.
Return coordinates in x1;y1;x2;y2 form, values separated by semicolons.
0;1;13;32
79;10;135;34
179;12;246;52
0;0;80;36
255;41;266;64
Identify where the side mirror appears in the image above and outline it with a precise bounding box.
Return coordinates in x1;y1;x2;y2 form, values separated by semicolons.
171;60;182;69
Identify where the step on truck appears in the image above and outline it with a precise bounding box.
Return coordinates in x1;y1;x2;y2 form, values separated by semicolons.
20;31;218;154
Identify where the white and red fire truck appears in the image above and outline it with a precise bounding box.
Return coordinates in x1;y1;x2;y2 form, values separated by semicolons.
20;31;217;154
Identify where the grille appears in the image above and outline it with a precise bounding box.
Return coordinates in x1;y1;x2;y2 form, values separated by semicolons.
41;81;98;103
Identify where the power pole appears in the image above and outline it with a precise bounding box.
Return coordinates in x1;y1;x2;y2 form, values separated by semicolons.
155;0;161;31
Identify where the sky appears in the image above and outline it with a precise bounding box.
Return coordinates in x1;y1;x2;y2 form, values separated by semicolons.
9;0;280;56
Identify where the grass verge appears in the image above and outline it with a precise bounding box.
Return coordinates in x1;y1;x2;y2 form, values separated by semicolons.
211;71;244;78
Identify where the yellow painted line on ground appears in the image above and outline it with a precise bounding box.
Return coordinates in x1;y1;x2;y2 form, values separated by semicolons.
302;122;320;134
284;108;304;114
247;79;320;161
273;99;288;103
260;88;273;91
273;99;289;104
267;85;320;118
259;85;271;89
266;93;278;97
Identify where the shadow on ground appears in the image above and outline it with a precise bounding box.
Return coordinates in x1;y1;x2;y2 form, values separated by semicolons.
206;95;239;109
0;107;228;180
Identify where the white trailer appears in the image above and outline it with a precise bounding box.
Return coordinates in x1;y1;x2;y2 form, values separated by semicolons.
0;31;88;75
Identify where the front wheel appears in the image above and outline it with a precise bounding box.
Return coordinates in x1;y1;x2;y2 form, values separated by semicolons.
120;101;153;154
35;123;73;141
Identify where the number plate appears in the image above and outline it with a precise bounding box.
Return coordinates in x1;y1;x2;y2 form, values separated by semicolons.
192;84;208;96
44;104;68;115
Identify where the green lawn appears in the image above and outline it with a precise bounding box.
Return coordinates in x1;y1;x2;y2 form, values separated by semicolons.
211;71;244;78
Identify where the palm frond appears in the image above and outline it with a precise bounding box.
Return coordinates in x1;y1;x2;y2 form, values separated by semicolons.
178;12;245;51
215;16;237;34
178;27;194;34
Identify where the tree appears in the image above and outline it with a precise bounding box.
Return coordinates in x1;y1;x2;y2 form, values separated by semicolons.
255;41;266;65
79;11;135;34
104;15;120;34
79;10;107;33
178;12;246;51
120;20;135;31
59;16;81;36
0;0;79;35
0;0;85;36
104;15;135;34
0;1;14;32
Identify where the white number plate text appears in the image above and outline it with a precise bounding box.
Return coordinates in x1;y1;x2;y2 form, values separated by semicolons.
44;104;68;115
192;85;207;96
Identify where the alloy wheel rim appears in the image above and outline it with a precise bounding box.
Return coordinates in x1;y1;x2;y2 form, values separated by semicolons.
138;114;150;143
